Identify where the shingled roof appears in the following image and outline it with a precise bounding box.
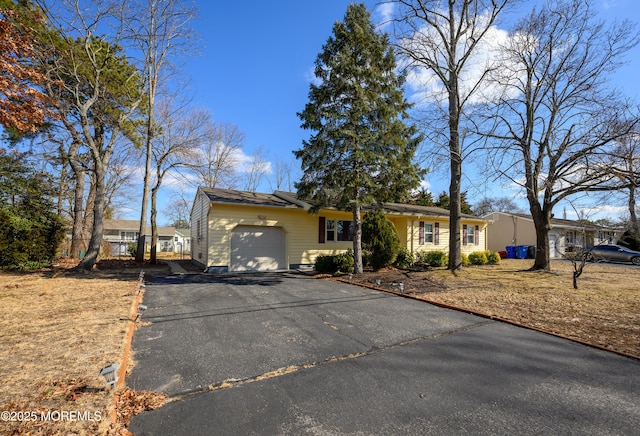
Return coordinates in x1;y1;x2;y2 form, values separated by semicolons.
199;187;484;220
199;187;302;209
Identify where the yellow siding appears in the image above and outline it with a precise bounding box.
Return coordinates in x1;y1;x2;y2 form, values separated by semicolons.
484;212;537;252
398;217;488;255
202;200;490;269
206;204;354;268
190;190;210;268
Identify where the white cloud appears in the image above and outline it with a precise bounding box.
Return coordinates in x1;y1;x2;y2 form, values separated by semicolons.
402;14;522;107
418;179;431;191
373;2;394;31
231;148;273;175
563;204;628;221
410;179;433;197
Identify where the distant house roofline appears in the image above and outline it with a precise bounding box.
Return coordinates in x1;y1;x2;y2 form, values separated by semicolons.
481;211;618;232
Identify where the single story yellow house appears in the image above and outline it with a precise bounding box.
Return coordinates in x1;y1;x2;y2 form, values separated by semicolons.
191;187;488;272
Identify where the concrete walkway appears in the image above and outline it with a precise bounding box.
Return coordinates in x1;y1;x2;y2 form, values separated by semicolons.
163;260;190;274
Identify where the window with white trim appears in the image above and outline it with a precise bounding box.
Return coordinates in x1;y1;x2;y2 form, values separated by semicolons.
466;225;475;245
326;219;353;242
425;223;433;243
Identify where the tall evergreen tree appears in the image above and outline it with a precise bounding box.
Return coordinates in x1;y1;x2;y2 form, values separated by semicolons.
295;3;423;274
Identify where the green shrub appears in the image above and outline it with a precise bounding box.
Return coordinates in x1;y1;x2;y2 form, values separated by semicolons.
127;243;138;257
315;251;354;274
395;247;414;269
315;254;335;273
362;211;400;270
618;230;640;251
461;253;469;267
415;250;447;267
468;251;488;265
485;250;501;265
334;250;355;273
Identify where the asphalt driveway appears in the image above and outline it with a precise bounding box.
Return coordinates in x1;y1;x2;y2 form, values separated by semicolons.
128;271;640;435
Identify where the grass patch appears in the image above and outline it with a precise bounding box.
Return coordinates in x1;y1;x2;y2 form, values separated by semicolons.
0;260;169;435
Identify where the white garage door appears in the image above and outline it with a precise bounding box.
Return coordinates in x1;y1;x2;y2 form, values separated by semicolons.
230;226;286;272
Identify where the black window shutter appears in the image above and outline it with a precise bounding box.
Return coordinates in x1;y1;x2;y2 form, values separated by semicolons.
319;217;325;244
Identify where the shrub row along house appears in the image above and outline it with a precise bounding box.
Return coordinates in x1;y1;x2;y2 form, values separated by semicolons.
191;187;488;272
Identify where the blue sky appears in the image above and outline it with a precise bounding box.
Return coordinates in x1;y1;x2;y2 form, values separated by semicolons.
151;0;640;224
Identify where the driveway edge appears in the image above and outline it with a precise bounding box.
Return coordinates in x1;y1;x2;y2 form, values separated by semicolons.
334;277;640;362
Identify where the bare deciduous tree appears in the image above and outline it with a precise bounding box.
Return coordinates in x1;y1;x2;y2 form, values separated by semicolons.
242;146;270;192
473;196;522;216
121;0;197;262
188;121;245;189
610;130;640;234
165;194;191;228
483;0;639;271
391;0;513;270
269;157;299;192
148;98;207;263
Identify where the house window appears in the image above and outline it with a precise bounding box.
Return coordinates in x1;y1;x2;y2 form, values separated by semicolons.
464;225;475;245
425;224;433;243
120;231;138;241
326;219;335;241
325;219;353;242
337;220;353;241
419;222;433;245
566;231;576;245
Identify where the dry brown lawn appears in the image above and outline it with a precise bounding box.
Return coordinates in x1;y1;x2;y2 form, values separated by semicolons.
1;258;638;434
348;259;640;359
0;260;168;436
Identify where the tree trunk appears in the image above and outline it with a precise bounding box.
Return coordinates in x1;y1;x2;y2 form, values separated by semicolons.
69;165;85;259
150;183;159;264
352;204;363;274
135;138;152;262
629;185;639;234
447;62;462;270
75;161;107;271
67;140;86;259
529;200;552;271
448;152;462;269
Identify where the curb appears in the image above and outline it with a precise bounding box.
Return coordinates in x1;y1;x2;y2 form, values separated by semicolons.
335;277;640;362
110;274;146;424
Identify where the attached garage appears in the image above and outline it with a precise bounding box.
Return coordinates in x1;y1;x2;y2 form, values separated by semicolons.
190;187;489;273
230;226;286;272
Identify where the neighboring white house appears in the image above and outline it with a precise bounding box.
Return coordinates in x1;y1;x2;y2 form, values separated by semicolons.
102;219;185;255
174;228;191;257
483;212;619;258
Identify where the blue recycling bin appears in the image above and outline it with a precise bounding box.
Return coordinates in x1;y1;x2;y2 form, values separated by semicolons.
506;246;516;259
516;245;529;259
